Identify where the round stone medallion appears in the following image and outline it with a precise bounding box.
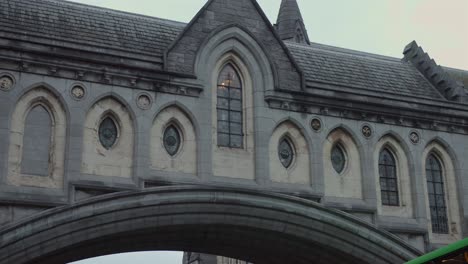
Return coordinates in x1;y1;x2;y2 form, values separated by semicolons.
0;75;14;91
137;94;152;110
311;118;322;132
71;85;85;100
409;131;420;144
361;125;372;138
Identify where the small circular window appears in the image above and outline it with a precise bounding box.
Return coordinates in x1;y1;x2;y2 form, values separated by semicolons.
99;116;118;150
278;138;294;168
331;144;346;173
164;125;181;156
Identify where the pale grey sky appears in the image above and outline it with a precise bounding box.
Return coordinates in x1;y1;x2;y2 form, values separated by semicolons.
69;0;467;263
70;251;183;264
67;0;468;70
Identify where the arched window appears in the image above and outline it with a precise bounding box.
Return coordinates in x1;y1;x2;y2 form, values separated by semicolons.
278;137;294;168
426;154;448;234
217;63;243;148
331;144;346;174
21;105;52;176
163;124;182;156
99;116;118;150
379;148;399;206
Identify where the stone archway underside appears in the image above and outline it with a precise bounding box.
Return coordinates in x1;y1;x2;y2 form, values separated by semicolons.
0;186;421;264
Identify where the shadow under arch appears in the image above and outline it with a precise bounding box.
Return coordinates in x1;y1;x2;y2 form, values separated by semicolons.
424;136;460;172
376;131;415;169
0;186;421;264
194;25;276;93
325;124;363;148
271;117;313;149
153;101;200;140
11;82;70;126
86;92;137;128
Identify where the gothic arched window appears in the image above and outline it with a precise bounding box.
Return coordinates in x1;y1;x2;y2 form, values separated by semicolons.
426;154;448;234
164;124;181;156
99;116;118;150
331;144;346;174
379;148;399;206
21;105;52;176
217;63;243;148
278;137;294;168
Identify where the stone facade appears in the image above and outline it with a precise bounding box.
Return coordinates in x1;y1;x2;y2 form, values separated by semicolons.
0;0;467;263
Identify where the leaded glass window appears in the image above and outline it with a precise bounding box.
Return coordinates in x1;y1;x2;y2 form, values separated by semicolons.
379;148;399;206
278;138;294;168
331;144;345;173
99;116;118;149
217;64;243;148
426;154;448;234
164;125;181;156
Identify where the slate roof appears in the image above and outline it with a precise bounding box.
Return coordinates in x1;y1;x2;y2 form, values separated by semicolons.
287;42;444;99
0;0;450;101
0;0;185;56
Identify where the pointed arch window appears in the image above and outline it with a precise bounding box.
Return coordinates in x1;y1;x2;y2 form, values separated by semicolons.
99;116;118;150
379;148;399;206
164;124;181;156
426;154;448;234
278;137;294;168
217;63;243;148
21;105;52;176
331;144;346;174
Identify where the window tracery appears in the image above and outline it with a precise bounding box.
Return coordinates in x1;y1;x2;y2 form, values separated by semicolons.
99;116;118;149
164;124;181;156
426;154;449;234
379;148;399;206
331;144;346;173
278;137;294;168
217;63;243;148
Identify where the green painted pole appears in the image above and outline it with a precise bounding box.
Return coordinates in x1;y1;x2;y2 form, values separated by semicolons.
405;238;468;264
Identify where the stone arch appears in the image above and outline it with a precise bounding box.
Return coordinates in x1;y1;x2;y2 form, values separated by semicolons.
422;139;463;244
195;24;279;90
0;186;421;264
195;26;275;93
7;86;67;188
151;105;197;175
323;126;363;199
374;133;414;218
269;120;310;185
81;96;134;178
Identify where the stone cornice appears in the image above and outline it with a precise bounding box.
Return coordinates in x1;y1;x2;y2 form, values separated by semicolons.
0;45;203;97
265;90;468;135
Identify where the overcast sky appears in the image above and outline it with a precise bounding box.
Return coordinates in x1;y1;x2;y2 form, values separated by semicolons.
67;0;468;70
68;0;467;263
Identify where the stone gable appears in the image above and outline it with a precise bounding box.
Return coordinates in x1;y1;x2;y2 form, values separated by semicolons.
165;0;303;91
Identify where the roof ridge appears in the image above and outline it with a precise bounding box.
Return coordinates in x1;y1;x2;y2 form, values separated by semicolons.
286;41;403;63
40;0;187;27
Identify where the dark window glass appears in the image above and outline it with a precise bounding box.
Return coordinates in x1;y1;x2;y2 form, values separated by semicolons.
164;125;181;156
99;117;118;149
217;64;243;148
379;148;400;206
331;144;345;173
278;138;294;168
426;154;448;234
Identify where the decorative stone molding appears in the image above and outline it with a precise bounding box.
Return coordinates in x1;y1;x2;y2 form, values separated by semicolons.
136;93;153;110
403;41;467;102
70;84;86;100
361;124;372;139
311;117;322;132
0;73;15;91
409;131;420;145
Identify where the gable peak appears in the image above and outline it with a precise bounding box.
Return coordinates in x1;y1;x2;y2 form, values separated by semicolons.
276;0;310;45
